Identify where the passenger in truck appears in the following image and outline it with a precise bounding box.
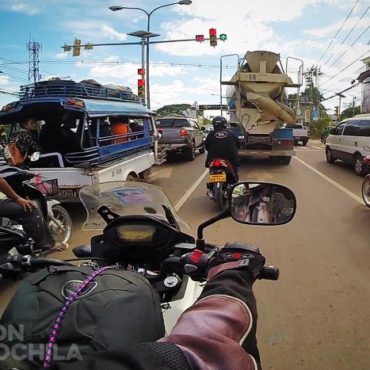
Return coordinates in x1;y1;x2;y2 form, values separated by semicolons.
110;117;130;144
60;115;81;154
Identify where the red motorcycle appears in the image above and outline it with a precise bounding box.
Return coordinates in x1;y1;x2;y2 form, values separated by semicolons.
207;158;237;211
361;155;370;207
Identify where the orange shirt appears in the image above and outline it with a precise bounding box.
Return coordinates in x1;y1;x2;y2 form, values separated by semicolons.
111;123;129;143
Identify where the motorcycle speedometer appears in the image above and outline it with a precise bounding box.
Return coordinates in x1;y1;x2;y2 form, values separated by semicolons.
115;224;156;243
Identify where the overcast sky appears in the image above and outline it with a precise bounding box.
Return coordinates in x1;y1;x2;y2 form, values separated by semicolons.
0;0;369;113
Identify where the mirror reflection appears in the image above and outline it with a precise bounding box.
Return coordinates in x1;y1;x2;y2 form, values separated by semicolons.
230;182;296;225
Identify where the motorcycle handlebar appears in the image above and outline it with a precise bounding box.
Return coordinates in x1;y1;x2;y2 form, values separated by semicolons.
163;246;279;281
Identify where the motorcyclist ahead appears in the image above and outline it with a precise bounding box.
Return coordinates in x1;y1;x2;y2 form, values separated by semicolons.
204;116;240;180
42;243;263;370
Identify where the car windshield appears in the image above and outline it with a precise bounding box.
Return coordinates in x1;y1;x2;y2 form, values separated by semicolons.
79;181;191;231
155;118;189;128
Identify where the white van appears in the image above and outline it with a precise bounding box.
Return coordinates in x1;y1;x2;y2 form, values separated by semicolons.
325;114;370;175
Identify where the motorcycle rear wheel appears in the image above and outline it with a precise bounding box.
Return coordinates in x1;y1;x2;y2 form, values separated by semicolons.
49;205;73;244
215;183;227;211
361;178;370;208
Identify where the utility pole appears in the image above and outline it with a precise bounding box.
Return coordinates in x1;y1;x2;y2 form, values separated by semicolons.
27;38;42;83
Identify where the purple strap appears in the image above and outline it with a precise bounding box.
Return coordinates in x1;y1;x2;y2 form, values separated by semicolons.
43;265;116;367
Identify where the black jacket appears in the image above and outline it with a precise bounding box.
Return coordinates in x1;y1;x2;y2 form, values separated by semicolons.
204;128;240;168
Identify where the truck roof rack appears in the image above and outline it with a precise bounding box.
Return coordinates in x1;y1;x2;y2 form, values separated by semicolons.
19;80;141;103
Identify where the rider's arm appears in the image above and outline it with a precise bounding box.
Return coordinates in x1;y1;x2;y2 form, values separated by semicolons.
0;176;22;201
159;267;260;370
0;176;34;211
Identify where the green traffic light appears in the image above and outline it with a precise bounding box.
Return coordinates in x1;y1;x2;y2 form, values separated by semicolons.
220;34;227;41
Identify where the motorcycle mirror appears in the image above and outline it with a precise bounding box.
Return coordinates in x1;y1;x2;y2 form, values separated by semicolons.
29;151;41;162
230;182;296;225
72;245;92;258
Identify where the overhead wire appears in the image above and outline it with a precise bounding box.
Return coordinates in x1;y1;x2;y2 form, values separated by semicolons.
327;29;370;69
324;5;370;65
319;0;361;62
320;49;370;88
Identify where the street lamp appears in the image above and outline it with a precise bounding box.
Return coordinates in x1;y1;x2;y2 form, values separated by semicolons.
109;1;192;108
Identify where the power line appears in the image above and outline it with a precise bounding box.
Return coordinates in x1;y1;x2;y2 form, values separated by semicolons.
327;28;370;69
320;49;370;88
324;5;370;65
319;0;360;62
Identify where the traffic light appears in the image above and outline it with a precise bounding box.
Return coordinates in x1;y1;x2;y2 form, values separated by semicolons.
138;68;145;76
138;78;145;97
334;106;339;116
195;34;205;42
84;43;94;50
73;39;81;57
209;28;217;47
219;33;227;41
62;44;72;52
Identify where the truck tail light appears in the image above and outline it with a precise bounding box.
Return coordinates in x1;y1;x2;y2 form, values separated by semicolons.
180;128;188;137
277;140;293;145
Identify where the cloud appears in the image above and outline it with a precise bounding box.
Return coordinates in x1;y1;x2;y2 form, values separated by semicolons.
100;25;127;41
304;16;370;37
8;2;41;15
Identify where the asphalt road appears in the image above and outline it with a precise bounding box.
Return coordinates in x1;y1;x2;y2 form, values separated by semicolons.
1;140;369;369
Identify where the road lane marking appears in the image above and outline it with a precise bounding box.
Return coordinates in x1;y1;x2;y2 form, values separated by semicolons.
293;156;363;204
174;168;209;211
311;146;323;150
151;167;173;179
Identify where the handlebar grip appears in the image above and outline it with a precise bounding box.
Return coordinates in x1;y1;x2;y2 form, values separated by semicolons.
28;257;71;269
258;266;279;280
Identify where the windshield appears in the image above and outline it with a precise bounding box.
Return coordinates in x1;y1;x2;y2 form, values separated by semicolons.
79;181;190;232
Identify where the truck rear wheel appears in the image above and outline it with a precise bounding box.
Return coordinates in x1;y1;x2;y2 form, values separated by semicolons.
273;156;291;165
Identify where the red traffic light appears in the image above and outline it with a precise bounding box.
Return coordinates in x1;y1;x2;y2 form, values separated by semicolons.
195;34;205;42
138;78;145;87
138;68;145;76
209;28;217;36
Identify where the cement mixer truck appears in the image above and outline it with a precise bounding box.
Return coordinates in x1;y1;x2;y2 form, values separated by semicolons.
221;50;302;164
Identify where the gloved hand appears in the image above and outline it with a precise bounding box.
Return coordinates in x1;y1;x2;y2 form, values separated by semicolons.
207;242;265;282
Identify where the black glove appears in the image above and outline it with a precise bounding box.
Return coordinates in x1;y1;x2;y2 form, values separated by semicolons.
207;242;265;282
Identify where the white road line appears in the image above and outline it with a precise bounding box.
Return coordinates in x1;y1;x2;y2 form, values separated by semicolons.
311;146;323;150
174;168;209;211
293;156;363;204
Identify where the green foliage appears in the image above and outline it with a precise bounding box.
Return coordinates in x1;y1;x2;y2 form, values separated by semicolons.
309;115;331;138
340;105;361;120
156;104;191;117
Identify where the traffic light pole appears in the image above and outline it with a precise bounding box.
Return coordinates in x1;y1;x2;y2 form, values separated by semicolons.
63;36;225;107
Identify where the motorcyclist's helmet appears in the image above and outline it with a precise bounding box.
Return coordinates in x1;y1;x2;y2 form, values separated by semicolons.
212;116;227;130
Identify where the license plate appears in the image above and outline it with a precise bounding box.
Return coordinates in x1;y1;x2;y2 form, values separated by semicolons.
209;173;226;183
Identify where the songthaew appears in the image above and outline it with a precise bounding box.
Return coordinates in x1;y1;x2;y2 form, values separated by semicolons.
0;79;162;203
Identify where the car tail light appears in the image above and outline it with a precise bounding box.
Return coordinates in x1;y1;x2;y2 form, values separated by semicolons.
180;128;188;137
157;128;163;135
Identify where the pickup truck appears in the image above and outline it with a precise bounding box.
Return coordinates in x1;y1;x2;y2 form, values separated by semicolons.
155;116;205;161
286;123;309;146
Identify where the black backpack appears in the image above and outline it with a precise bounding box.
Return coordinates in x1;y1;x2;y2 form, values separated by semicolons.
0;265;165;367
